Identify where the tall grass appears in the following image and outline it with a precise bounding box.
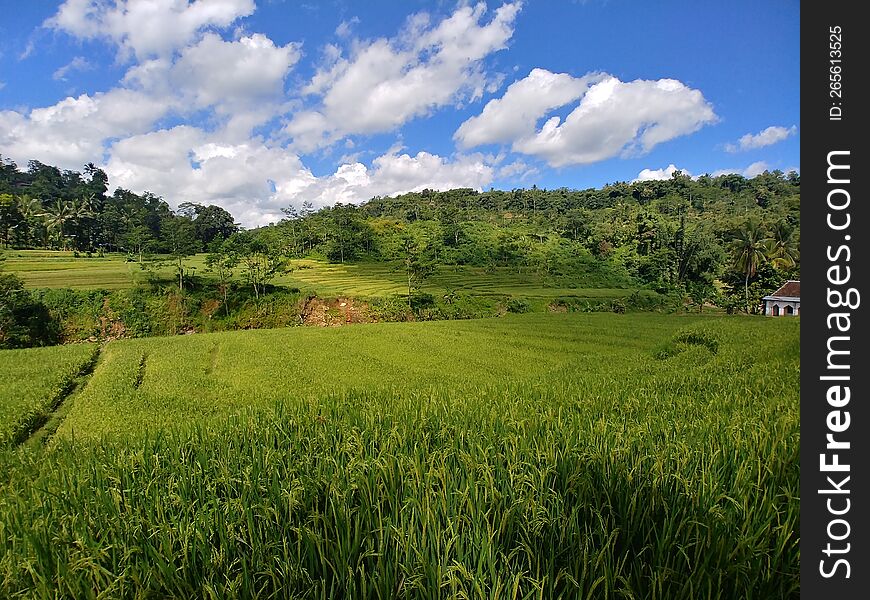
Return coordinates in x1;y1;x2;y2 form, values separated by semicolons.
0;343;97;445
0;314;799;598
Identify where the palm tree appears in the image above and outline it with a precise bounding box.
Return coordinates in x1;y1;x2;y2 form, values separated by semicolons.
729;219;768;313
42;200;74;249
18;197;46;247
764;220;799;271
68;195;95;250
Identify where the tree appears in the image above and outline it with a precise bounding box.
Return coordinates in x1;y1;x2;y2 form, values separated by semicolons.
764;220;799;271
0;271;59;348
729;219;768;313
42;200;74;249
195;204;238;244
0;194;23;248
179;203;239;245
399;232;436;310
162;217;200;291
18;196;47;248
231;234;287;300
125;225;156;264
205;238;239;314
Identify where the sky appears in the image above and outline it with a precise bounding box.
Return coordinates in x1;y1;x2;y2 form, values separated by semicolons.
0;0;800;227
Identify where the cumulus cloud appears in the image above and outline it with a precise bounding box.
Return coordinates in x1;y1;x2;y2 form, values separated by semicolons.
282;151;495;217
103;126;495;227
2;24;301;172
455;68;606;148
725;125;797;153
496;159;538;181
457;71;717;168
285;2;522;151
0;88;171;169
169;33;300;110
120;30;300;126
104;126;315;226
45;0;256;60
634;163;691;182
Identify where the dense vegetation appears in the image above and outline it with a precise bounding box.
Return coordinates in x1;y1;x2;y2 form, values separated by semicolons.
1;156;800;349
0;313;799;598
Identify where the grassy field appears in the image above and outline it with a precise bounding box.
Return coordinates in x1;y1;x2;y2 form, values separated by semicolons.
3;250;146;289
0;343;97;445
5;250;648;300
0;313;799;598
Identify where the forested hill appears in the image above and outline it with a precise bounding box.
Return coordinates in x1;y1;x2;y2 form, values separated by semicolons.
2;155;799;313
273;170;799;307
361;170;800;220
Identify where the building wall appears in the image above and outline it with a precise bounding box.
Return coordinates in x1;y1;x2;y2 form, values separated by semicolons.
764;300;800;316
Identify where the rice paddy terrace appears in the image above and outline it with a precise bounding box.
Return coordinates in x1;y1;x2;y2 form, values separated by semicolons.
0;312;799;599
4;250;649;301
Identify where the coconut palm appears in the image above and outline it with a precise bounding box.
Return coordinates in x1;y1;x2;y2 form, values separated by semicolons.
41;200;74;249
16;197;45;246
68;195;96;250
764;220;799;271
729;219;768;313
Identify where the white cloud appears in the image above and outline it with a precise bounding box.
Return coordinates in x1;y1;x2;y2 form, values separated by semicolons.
118;31;301;140
19;40;37;60
634;163;691;182
743;161;771;178
294;151;495;212
335;17;360;38
458;71;717;168
496;159;537;181
103;126;494;227
52;56;92;81
45;0;256;60
105;126;315;226
725;125;797;153
0;88;170;170
169;33;300;110
711;161;770;178
285;2;522;151
455;68;606;148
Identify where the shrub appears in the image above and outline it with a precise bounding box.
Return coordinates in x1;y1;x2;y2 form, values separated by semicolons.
507;298;532;313
0;274;61;348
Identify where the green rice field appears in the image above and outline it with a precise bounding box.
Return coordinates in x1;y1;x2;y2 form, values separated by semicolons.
0;313;799;598
4;250;645;300
0;343;97;445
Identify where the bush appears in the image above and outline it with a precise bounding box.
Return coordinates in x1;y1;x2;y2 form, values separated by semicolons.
0;274;61;348
368;296;412;322
507;298;532;313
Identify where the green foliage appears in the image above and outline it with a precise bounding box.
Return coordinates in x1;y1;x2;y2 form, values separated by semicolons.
506;297;532;313
0;160;237;254
0;273;60;348
229;233;289;300
0;314;799;598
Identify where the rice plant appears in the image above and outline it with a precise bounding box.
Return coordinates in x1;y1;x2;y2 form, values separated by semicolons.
0;313;799;598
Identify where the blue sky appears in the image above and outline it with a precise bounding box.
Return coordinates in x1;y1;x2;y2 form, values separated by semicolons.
0;1;799;226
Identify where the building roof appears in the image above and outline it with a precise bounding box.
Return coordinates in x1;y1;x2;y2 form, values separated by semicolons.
764;280;800;300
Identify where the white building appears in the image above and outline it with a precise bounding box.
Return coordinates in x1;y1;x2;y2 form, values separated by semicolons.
762;280;800;316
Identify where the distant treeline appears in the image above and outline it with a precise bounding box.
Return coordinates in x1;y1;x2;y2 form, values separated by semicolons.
0;158;238;255
2;155;799;315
